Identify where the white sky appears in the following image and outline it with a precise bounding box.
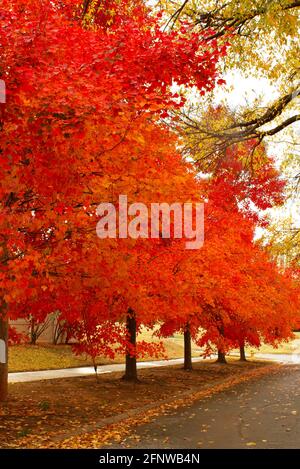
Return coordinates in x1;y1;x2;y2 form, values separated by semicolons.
216;72;300;236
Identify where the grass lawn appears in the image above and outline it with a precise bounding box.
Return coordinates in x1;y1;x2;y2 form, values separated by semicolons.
242;332;300;356
1;359;276;448
8;332;300;373
8;334;202;373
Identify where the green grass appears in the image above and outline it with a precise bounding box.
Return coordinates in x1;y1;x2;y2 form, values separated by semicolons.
244;332;300;356
9;331;299;373
9;344;100;372
8;332;202;373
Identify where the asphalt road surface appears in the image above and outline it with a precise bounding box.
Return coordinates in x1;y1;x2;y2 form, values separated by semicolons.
111;365;300;449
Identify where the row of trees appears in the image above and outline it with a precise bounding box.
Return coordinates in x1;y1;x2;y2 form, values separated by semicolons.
1;0;299;401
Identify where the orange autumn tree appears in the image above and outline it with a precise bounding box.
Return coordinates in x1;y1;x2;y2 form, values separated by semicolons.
158;140;299;367
35;122;207;381
197;141;299;362
0;0;226;397
196;220;300;363
220;252;300;361
158;206;299;366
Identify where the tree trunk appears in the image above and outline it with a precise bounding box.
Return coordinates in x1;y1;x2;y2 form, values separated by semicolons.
216;349;227;364
30;318;37;345
183;324;192;370
0;315;8;402
216;322;227;364
122;311;138;381
0;241;8;401
239;343;247;361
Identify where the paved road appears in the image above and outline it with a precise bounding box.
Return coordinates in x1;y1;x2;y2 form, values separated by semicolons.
112;365;300;449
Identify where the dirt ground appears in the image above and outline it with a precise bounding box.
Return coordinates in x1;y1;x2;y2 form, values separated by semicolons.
0;359;277;448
